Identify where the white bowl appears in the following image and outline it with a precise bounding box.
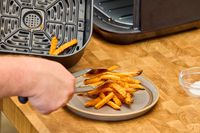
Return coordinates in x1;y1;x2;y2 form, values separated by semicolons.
179;67;200;97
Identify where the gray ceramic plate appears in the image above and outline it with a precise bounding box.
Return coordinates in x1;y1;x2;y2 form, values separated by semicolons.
66;76;159;121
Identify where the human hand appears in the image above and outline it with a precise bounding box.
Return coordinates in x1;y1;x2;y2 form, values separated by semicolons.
21;58;75;114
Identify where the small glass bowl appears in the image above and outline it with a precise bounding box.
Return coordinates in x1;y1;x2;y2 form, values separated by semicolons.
179;67;200;97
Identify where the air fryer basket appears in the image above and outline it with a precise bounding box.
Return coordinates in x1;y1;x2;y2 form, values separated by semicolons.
93;0;140;44
0;0;93;68
94;0;200;44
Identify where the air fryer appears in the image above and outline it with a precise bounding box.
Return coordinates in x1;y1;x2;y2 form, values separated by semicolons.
93;0;200;44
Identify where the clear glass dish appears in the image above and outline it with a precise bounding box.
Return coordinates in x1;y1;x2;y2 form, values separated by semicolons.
179;67;200;97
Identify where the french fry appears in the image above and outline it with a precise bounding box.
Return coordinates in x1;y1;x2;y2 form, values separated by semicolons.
107;65;120;71
101;87;113;93
85;97;101;107
113;91;125;102
129;84;145;89
87;88;101;97
125;88;137;93
52;39;78;55
100;75;120;81
121;77;141;84
49;36;58;55
125;93;133;105
84;74;120;85
99;92;120;110
95;92;114;109
103;70;142;77
113;95;122;107
87;82;110;96
79;66;145;110
110;83;127;98
87;81;104;87
84;77;102;85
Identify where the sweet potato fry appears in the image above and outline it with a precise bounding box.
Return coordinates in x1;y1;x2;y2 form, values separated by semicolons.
87;81;104;87
49;36;58;55
95;92;114;109
129;84;145;89
103;70;142;77
125;93;133;105
121;77;141;84
113;95;122;106
101;87;113;93
110;83;127;98
85;97;101;107
111;88;125;102
100;75;120;81
99;92;120;110
87;82;110;96
107;65;120;71
84;77;102;85
106;101;120;110
52;39;78;55
79;66;145;110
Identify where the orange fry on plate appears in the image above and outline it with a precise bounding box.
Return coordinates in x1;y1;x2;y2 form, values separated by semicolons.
99;92;120;110
100;75;120;81
79;66;145;110
85;97;101;107
113;95;122;107
125;93;133;105
95;92;114;109
107;65;120;71
110;83;127;98
129;84;145;89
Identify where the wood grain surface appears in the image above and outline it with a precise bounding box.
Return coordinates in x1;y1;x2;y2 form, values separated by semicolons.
2;29;200;133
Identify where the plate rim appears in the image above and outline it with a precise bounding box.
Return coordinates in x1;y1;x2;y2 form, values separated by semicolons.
66;75;160;117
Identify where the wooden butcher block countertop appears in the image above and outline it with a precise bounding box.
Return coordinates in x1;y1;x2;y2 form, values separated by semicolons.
1;29;200;133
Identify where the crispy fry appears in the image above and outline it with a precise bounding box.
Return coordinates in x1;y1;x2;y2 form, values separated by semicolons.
103;70;142;77
87;82;110;96
84;97;101;107
99;92;120;110
95;92;114;109
84;77;101;85
79;66;144;110
87;81;105;87
101;87;113;93
129;84;145;89
125;93;133;105
125;88;137;93
100;75;120;81
121;77;141;84
113;91;125;102
52;39;78;55
49;36;58;55
107;101;121;110
110;83;127;98
113;95;122;106
84;74;120;85
87;88;101;97
107;65;120;71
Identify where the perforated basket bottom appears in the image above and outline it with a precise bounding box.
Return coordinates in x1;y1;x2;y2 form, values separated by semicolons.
0;0;86;56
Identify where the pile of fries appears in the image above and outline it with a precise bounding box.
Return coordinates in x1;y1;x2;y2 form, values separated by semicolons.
80;66;145;110
49;36;78;55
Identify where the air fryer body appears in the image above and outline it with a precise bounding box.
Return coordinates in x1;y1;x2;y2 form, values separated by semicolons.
94;0;200;44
